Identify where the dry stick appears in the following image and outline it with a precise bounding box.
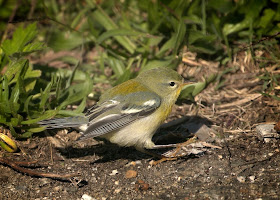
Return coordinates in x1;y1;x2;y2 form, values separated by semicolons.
8;16;81;34
13;160;38;166
238;31;280;52
158;1;180;20
0;157;79;179
0;0;21;44
216;93;262;109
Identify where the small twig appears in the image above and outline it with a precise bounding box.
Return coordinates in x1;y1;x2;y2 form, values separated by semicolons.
13;160;38;166
200;142;222;149
216;93;261;109
224;129;252;134
0;0;21;44
49;142;54;165
238;32;280;52
159;1;180;20
28;0;37;19
44;130;64;148
0;157;79;180
8;16;82;34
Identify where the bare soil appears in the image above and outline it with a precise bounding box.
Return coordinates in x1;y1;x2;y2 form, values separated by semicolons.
1;55;280;200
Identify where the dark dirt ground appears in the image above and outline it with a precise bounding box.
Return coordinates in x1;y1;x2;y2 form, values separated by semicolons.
1;53;280;200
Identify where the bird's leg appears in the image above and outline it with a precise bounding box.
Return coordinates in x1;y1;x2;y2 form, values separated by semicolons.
136;145;177;161
150;143;177;149
150;136;198;165
167;135;197;157
137;148;178;165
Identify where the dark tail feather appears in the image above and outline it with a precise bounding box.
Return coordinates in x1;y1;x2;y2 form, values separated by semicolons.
38;116;88;129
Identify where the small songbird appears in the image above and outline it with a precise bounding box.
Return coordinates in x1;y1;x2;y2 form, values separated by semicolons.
38;67;192;154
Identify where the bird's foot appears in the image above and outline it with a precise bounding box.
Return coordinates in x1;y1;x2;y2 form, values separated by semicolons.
150;136;198;165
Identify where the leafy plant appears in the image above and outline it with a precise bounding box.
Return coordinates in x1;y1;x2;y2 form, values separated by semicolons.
39;0;280;97
0;23;92;138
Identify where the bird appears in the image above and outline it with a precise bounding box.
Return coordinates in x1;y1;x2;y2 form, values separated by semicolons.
38;67;192;154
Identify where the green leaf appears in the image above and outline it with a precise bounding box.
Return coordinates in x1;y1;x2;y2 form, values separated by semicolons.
91;8;136;54
146;36;164;47
71;8;90;29
223;17;251;36
9;82;20;115
188;30;216;44
58;72;93;109
180;74;217;99
66;61;80;88
259;9;276;29
173;19;186;55
24;79;37;93
208;0;233;13
179;84;196;100
19;132;34;138
26;127;46;133
0;76;11;114
48;31;89;51
114;68;132;86
5;59;26;82
24;95;33;118
8;124;20;138
71;96;87;114
39;80;53;110
21;110;58;125
24;68;41;79
156;34;177;57
97;29;147;44
107;57;126;78
58;97;86;116
189;43;217;55
1;23;44;59
142;58;177;71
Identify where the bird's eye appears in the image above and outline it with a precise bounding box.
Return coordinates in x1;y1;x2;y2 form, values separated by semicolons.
169;81;176;87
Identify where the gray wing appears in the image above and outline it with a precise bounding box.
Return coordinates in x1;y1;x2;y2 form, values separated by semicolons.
78;92;161;140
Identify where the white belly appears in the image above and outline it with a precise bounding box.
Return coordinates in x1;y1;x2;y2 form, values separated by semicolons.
101;111;163;149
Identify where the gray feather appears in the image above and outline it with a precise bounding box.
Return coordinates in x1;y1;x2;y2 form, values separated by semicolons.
78;92;161;140
78;114;134;140
39;92;161;142
38;116;88;129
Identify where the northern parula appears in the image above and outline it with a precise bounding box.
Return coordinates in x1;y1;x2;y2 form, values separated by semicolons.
39;67;191;153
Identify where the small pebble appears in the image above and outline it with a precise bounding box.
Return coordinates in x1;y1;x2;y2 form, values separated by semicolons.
81;194;94;200
126;160;142;167
256;124;279;143
237;176;245;183
125;170;138;178
39;178;50;186
53;186;63;192
109;169;118;176
135;180;149;191
249;175;255;182
114;188;122;194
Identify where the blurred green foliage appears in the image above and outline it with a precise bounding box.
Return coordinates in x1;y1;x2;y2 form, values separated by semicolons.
0;0;280;137
42;0;280;98
0;23;92;138
14;0;278;79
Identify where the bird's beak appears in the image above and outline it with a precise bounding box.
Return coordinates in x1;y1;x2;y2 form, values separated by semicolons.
182;80;195;86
